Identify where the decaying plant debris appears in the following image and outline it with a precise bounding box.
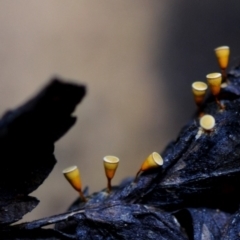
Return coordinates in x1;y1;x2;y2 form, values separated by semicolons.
2;64;240;239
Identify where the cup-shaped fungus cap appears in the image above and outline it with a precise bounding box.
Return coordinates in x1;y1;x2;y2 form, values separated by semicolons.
206;72;222;96
192;81;208;106
214;46;230;69
200;114;215;131
103;156;119;180
140;152;163;172
63;166;82;192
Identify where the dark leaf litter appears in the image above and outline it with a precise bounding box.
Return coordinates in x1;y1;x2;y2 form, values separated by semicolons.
2;67;240;239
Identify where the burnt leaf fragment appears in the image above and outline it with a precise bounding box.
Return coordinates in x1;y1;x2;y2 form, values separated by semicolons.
56;202;188;240
0;78;86;224
0;196;39;225
220;66;240;99
145;99;240;210
221;208;240;239
177;208;231;240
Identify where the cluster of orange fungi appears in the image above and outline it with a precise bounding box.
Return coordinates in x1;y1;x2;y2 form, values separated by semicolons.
192;46;230;132
192;46;229;111
62;152;163;202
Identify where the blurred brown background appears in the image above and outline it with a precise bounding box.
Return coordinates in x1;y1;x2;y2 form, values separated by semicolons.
0;1;240;222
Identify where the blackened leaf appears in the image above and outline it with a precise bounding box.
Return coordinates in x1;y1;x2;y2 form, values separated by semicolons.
0;196;39;225
110;122;197;206
111;108;239;210
144;98;240;210
182;208;230;240
57;202;187;240
221;208;240;240
220;66;240;99
0;78;86;224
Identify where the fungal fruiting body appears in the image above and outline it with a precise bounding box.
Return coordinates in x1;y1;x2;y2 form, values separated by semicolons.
206;73;222;96
214;46;230;80
103;156;119;192
200;114;215;131
206;72;224;109
135;152;163;182
192;81;208;107
63;166;86;202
